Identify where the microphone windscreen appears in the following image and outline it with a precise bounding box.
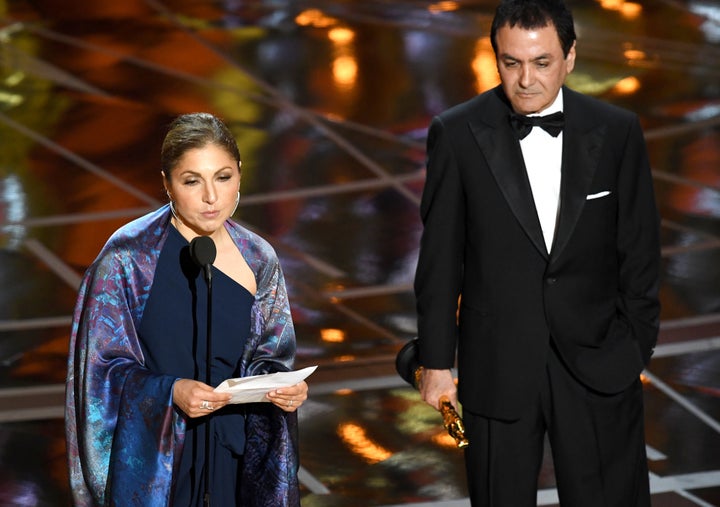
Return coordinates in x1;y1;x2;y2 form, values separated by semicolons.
189;235;217;267
395;338;421;388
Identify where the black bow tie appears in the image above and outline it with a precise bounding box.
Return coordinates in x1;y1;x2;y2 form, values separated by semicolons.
509;111;565;139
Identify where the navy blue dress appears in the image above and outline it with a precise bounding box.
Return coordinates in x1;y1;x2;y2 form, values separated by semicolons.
139;226;254;505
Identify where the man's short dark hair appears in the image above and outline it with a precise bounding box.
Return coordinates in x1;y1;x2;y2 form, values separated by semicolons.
491;0;577;57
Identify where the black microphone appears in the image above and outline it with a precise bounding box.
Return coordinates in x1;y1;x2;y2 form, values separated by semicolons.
189;235;217;507
189;235;216;284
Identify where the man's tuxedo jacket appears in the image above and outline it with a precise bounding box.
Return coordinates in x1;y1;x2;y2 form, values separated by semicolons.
415;85;661;421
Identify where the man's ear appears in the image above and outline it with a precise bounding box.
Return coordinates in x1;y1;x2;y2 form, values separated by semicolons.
565;41;577;74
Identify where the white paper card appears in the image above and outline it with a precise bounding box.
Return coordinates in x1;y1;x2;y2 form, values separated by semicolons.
214;365;318;404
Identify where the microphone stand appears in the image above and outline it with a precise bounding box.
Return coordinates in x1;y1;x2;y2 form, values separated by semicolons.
203;263;213;507
189;235;217;507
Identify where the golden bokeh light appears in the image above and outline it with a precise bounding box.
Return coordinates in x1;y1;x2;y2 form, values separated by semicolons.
429;1;460;14
295;9;338;28
623;49;647;62
338;423;393;463
329;27;355;44
598;0;643;20
472;37;500;94
432;431;461;448
332;55;358;89
328;26;358;91
321;328;346;343
613;76;641;95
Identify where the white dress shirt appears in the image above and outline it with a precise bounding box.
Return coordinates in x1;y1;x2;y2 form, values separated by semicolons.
518;89;564;252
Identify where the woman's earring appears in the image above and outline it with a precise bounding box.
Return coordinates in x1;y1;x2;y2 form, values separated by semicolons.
231;191;240;216
167;192;183;224
169;199;180;222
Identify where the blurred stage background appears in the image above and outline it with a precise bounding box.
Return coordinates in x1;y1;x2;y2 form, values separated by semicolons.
0;0;719;505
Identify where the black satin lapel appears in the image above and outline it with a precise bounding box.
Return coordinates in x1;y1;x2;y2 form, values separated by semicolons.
471;121;548;259
551;124;606;260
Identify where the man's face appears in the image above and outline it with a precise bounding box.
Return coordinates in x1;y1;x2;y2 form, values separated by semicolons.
495;22;575;115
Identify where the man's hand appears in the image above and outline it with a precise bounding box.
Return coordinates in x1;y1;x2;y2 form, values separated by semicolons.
419;368;457;411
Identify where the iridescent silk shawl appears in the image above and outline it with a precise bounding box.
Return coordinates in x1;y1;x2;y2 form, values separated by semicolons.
66;205;299;506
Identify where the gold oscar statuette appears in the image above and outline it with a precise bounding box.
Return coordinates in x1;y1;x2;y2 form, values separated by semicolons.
398;341;469;449
414;366;469;448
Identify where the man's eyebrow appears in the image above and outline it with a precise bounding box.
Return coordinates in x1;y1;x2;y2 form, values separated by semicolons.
499;53;552;62
532;53;552;61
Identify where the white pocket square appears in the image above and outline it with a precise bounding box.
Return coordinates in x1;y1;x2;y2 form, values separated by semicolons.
586;190;611;200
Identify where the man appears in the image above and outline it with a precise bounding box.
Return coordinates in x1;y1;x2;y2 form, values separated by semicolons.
414;0;661;505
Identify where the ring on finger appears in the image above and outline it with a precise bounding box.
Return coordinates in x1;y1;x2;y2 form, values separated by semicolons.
200;400;213;410
288;399;293;407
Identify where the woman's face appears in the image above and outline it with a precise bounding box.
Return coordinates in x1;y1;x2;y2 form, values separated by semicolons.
163;143;241;237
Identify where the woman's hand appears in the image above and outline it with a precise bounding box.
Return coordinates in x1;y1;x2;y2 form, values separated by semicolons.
266;380;308;412
173;379;233;418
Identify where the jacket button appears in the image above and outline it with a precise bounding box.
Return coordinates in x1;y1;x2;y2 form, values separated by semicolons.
546;277;557;285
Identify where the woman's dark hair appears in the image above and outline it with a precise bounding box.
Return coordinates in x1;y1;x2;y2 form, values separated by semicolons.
490;0;576;57
161;112;241;178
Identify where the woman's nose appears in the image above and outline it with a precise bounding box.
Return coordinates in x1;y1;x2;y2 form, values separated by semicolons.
203;184;217;204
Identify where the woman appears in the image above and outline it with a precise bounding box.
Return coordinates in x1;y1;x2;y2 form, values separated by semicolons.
65;113;307;506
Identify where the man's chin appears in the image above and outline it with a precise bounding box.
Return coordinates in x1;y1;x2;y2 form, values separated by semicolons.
510;94;545;115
